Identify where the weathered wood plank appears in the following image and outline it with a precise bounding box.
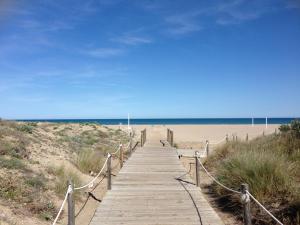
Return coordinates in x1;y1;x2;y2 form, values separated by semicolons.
90;140;224;225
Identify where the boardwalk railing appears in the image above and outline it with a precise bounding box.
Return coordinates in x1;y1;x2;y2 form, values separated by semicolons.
140;129;147;146
52;136;140;225
167;128;174;146
194;153;283;225
169;127;283;225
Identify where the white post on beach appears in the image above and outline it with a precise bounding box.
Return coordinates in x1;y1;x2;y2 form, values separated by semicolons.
128;113;130;131
265;117;268;129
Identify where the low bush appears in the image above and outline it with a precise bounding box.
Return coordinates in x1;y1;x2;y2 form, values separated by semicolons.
0;156;26;170
17;124;34;134
25;174;46;189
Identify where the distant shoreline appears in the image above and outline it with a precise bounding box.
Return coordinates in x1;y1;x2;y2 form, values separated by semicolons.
14;118;298;125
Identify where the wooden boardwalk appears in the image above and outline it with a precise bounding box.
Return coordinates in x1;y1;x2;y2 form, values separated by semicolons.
90;141;224;225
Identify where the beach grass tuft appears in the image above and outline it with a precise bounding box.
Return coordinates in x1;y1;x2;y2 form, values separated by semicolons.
205;121;300;224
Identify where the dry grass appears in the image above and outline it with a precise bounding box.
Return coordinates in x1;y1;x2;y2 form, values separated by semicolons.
51;165;82;199
205;131;300;225
75;149;104;174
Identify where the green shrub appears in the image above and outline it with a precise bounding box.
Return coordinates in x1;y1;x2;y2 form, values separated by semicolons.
17;124;34;134
0;175;24;201
0;156;26;170
25;175;46;189
279;124;291;132
280;119;300;138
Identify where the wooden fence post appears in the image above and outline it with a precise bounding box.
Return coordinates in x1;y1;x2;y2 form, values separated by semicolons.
129;134;132;155
107;154;112;190
167;129;169;143
206;140;209;156
235;135;238;142
67;180;75;225
119;144;123;168
246;133;248;142
141;130;143;147
226;134;229;142
195;151;200;187
241;184;252;225
171;131;174;147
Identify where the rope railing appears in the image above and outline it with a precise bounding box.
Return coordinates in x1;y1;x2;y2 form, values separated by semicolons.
209;136;227;145
52;135;136;225
194;153;283;225
196;156;241;194
246;191;283;225
52;185;72;225
74;155;110;190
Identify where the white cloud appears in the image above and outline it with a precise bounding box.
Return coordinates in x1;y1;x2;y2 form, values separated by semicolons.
82;48;124;58
112;35;152;45
164;11;203;36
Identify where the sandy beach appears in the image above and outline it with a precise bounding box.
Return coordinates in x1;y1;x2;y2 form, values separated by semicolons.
112;124;279;145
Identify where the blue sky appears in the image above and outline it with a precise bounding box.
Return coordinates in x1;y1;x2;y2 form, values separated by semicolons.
0;0;300;119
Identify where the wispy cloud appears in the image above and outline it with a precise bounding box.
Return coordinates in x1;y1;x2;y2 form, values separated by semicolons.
81;48;124;58
164;11;202;36
112;34;152;45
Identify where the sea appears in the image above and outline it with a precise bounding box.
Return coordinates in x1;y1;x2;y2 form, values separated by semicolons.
18;118;298;125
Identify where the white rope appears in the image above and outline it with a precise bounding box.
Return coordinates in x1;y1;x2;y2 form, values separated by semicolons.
74;155;109;190
196;157;241;194
52;185;72;225
210;136;227;145
125;142;130;150
246;190;284;225
111;145;121;155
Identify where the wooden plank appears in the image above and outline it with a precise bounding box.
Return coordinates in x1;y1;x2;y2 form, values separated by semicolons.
90;139;224;225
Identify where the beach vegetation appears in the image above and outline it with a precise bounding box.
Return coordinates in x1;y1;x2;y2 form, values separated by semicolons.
52;165;82;199
17;124;35;134
205;120;300;224
74;149;104;174
0;156;26;170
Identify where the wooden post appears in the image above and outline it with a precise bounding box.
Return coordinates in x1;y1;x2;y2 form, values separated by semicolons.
171;131;174;147
167;129;169;143
206;140;209;156
107;154;112;190
226;134;229;142
241;184;252;225
195;151;200;187
119;144;123;168
129;134;132;155
235;135;238;142
67;180;75;225
263;131;265;136
246;133;248;142
232;134;234;141
141;130;143;147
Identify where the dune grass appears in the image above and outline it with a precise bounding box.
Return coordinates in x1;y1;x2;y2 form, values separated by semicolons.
205;122;300;224
50;165;82;199
75;149;104;174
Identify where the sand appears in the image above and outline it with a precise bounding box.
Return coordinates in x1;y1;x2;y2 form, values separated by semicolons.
112;124;279;145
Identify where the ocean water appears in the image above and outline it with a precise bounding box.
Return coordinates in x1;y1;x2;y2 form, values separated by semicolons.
18;118;298;125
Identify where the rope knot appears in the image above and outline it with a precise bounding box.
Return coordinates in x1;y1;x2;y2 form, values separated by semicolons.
240;193;250;204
